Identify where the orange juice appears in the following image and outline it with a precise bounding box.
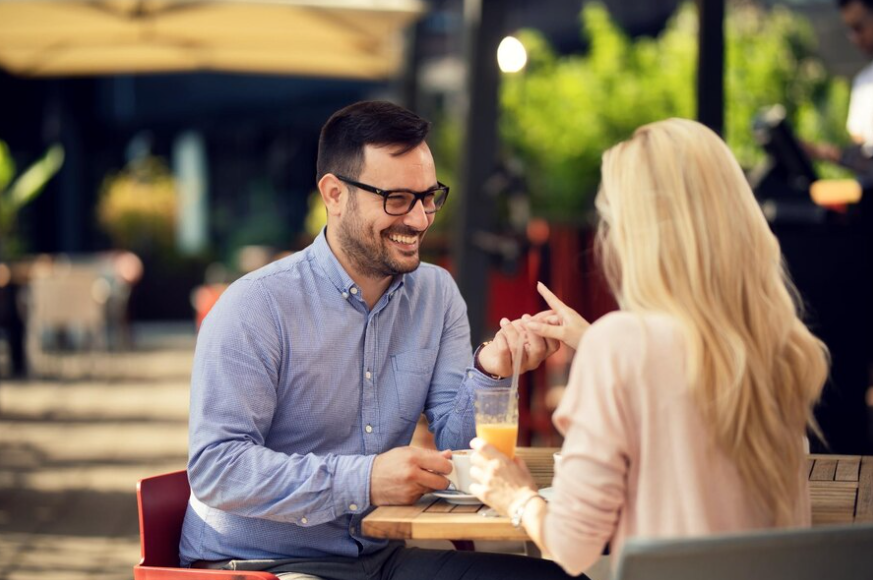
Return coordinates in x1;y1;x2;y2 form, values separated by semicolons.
476;422;518;458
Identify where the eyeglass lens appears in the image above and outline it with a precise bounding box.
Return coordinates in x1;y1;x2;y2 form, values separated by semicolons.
385;189;448;215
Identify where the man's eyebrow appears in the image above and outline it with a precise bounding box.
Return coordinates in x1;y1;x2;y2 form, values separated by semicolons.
382;182;441;192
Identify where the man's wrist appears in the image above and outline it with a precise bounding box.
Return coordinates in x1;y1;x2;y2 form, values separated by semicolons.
473;341;503;379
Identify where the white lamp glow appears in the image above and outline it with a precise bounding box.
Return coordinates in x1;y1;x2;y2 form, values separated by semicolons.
497;36;527;73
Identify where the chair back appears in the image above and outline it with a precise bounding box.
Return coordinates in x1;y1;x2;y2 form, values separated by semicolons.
615;523;873;580
136;470;191;567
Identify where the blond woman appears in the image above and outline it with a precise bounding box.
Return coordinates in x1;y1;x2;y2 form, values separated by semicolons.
468;118;829;576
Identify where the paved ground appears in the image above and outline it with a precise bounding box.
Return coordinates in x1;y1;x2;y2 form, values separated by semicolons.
0;323;195;580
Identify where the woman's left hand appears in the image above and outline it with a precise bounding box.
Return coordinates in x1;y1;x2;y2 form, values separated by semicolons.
468;437;539;517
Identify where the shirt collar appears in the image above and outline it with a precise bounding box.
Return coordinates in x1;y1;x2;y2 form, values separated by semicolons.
309;227;406;300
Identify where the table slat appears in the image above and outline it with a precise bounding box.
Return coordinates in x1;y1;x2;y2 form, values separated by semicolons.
857;457;873;523
362;496;433;539
809;458;838;481
411;512;530;541
808;480;859;490
451;504;483;514
835;458;861;482
425;501;455;514
518;448;558;489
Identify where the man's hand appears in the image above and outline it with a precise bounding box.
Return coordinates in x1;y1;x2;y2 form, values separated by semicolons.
370;446;453;506
476;315;560;378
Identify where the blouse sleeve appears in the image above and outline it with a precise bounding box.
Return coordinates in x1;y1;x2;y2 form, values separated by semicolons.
543;315;636;576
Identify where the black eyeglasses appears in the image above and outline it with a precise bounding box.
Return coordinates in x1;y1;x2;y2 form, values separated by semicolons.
335;175;450;216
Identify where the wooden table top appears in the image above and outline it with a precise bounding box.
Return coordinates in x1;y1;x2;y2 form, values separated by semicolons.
808;454;873;525
361;449;873;542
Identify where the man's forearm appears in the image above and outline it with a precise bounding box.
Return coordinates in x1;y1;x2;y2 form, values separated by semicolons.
188;443;375;525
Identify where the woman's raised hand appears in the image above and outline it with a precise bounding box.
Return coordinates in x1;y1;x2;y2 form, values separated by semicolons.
524;282;590;352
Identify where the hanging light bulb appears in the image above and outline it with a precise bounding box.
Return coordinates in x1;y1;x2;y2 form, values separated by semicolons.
497;36;527;73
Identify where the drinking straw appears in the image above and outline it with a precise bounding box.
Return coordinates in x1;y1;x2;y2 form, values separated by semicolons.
508;329;524;416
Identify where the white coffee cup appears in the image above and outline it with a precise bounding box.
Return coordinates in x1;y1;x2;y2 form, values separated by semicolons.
553;452;562;467
446;449;474;493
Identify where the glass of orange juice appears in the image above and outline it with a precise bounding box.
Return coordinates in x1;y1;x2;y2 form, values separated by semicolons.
474;387;519;459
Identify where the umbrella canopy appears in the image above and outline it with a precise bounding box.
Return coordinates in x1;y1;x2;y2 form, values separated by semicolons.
0;0;424;79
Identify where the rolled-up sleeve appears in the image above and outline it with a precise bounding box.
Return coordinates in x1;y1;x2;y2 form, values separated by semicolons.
425;269;510;450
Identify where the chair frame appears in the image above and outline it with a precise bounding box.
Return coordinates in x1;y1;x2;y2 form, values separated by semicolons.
135;469;278;580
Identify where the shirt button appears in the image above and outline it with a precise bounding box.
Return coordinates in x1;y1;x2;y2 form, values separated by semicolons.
350;503;358;511
365;425;373;433
342;292;349;299
350;287;358;295
365;371;372;379
301;517;308;524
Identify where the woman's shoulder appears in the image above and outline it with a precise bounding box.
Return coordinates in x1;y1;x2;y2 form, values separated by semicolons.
583;310;682;351
567;311;687;421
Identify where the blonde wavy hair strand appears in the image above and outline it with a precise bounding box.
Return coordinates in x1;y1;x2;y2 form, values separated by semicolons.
595;118;829;525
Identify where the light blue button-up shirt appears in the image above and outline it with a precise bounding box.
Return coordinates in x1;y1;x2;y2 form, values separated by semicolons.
179;230;506;565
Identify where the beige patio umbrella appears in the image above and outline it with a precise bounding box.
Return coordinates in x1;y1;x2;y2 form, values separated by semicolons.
0;0;425;79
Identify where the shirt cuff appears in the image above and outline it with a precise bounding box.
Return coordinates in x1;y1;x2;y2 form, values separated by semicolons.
332;454;376;516
457;365;510;418
465;365;511;387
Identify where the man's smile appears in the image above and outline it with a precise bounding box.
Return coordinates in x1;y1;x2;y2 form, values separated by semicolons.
387;232;420;246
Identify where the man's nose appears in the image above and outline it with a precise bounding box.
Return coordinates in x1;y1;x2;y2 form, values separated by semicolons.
403;200;429;229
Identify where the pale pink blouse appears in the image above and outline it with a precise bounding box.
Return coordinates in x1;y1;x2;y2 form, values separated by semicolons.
543;311;811;576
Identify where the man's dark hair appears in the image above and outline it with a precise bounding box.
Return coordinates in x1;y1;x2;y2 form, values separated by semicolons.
316;101;431;183
838;0;873;9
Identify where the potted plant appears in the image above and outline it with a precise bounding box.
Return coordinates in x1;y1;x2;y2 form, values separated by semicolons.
0;140;65;377
0;141;65;261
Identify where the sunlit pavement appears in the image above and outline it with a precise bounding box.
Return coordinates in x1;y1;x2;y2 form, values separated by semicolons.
0;323;194;580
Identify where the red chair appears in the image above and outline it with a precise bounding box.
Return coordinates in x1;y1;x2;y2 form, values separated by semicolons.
135;470;278;579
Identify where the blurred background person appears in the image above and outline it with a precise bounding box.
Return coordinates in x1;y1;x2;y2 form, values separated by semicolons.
804;0;873;177
467;118;830;577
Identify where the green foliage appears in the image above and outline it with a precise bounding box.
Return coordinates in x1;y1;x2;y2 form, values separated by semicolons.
496;2;851;219
97;156;178;256
0;140;65;260
723;4;849;178
304;189;327;240
427;111;463;233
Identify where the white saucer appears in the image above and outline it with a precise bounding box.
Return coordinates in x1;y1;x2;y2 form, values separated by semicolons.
432;490;483;505
538;487;554;502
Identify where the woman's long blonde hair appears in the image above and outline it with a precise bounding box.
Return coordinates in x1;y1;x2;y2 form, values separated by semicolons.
596;118;828;525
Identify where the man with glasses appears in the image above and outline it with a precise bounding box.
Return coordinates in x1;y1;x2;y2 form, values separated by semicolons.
179;101;579;579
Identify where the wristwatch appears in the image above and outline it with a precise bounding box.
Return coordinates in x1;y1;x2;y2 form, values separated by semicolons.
473;341;504;380
510;492;542;528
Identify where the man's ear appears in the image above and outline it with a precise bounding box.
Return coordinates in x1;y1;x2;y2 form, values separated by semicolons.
318;173;345;217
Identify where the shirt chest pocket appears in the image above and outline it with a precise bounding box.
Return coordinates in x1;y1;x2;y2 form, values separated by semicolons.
390;348;437;423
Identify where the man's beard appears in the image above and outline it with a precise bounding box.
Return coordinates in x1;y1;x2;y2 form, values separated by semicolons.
337;198;423;279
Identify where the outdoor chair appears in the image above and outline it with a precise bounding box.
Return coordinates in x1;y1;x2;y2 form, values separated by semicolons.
614;522;873;580
135;470;279;580
25;264;108;377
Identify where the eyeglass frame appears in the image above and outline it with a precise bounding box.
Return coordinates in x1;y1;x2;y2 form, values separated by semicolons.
334;174;450;216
